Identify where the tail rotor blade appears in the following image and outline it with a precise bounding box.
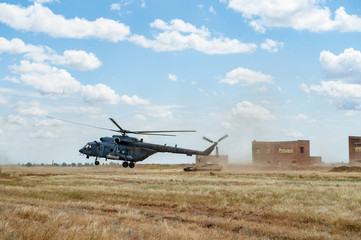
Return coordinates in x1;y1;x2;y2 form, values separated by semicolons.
218;134;228;142
203;136;214;143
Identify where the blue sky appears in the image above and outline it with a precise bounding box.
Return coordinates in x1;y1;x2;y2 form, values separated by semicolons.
1;0;361;165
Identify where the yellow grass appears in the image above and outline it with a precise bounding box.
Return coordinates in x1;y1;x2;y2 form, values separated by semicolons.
0;165;360;240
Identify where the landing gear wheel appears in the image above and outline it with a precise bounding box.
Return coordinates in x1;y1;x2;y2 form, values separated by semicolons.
129;162;135;168
95;160;100;166
122;161;129;168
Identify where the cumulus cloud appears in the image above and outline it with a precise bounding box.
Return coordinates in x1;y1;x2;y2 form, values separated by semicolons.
145;105;173;119
260;38;284;52
81;84;121;105
303;81;361;99
50;50;102;71
129;19;257;54
283;129;304;138
231;101;276;121
7;114;27;126
220;67;273;86
0;37;102;71
302;48;361;110
0;37;43;54
319;48;361;82
168;74;178;82
110;3;121;11
16;101;48;116
119;95;150;105
228;0;361;33
31;0;57;3
0;3;130;41
9;60;82;94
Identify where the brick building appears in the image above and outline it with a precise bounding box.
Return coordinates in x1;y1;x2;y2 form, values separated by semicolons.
349;136;361;166
252;140;321;167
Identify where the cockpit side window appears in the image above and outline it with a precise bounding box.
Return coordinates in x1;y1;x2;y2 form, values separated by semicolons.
85;144;92;150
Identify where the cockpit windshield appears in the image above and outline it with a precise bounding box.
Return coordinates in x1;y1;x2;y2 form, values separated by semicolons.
85;144;92;150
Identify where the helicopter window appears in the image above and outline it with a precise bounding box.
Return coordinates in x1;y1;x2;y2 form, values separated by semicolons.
85;144;92;150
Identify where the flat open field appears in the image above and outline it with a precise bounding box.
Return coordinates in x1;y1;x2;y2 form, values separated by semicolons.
0;165;360;240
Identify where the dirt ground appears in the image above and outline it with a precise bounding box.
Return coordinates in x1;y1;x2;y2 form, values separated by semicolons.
0;164;360;240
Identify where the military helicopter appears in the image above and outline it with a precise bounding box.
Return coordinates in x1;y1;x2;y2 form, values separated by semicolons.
50;117;228;168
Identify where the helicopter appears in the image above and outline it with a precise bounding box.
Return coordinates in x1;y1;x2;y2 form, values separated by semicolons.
50;117;228;168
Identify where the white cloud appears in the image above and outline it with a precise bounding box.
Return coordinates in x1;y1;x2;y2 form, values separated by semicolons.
150;19;209;35
228;0;361;33
0;94;7;105
110;3;121;11
283;129;304;138
31;0;57;3
0;37;102;71
81;84;121;105
302;48;361;110
31;128;59;139
134;114;146;121
209;6;216;14
0;3;130;42
168;73;178;82
295;114;316;123
0;37;43;55
306;81;361;99
10;60;82;94
231;101;276;121
260;38;284;52
50;50;102;71
146;105;173;119
220;67;273;86
320;48;361;82
7;114;27;126
345;111;356;117
16;101;48;116
120;95;150;105
129;19;257;54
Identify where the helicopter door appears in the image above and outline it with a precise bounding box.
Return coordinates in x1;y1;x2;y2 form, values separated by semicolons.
99;145;104;157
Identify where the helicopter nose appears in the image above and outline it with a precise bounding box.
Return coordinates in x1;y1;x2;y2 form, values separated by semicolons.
79;147;85;154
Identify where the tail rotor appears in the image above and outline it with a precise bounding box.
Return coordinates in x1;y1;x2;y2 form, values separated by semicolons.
202;134;228;157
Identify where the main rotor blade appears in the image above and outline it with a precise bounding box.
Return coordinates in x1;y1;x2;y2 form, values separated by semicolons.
133;130;196;134
218;134;229;142
203;136;214;143
47;116;119;132
109;118;125;133
138;133;176;136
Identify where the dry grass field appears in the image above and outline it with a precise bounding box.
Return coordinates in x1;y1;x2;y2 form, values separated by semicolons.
0;165;360;240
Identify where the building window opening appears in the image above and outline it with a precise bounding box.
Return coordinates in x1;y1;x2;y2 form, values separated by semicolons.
300;146;304;153
256;148;260;154
266;148;270;153
291;160;296;164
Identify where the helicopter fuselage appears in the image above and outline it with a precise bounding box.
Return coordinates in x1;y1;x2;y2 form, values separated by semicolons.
79;135;218;164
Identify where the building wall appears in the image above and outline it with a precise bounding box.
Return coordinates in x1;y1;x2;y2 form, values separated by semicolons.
349;136;361;166
252;140;316;167
310;156;322;165
196;155;228;165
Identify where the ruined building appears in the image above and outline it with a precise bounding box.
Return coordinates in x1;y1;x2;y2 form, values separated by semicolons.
349;136;361;166
252;140;322;167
